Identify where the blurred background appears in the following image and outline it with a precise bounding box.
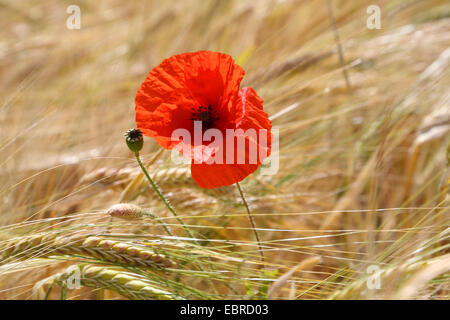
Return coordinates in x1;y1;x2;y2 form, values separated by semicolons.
0;0;449;299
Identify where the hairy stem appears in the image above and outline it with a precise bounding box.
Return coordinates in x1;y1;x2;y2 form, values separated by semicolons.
235;182;264;263
134;152;196;241
142;209;174;237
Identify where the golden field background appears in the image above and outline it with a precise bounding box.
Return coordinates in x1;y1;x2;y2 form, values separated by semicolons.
0;0;449;299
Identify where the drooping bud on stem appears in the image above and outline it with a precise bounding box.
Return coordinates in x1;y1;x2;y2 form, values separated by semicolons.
125;129;143;153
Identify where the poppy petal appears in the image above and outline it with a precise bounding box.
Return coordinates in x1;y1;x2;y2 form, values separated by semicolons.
135;51;272;189
190;87;272;189
191;162;259;189
135;51;246;150
184;51;245;111
234;87;272;162
135;54;198;148
136;103;193;149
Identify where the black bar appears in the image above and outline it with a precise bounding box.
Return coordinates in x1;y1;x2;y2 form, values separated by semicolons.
0;300;447;319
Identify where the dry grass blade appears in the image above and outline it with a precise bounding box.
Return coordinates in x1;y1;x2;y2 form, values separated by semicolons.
394;254;450;300
267;256;322;299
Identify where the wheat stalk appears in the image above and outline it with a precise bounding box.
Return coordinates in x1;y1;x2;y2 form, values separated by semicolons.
1;233;175;269
33;264;181;300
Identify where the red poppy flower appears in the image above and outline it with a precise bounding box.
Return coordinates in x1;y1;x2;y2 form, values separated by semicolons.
135;51;272;188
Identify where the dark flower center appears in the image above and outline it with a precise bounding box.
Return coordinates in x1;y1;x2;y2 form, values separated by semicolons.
191;105;219;130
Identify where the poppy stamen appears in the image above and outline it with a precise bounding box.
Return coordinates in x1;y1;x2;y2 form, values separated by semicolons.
191;104;218;130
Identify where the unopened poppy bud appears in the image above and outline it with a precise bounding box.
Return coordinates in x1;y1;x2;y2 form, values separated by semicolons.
125;129;143;153
107;203;144;220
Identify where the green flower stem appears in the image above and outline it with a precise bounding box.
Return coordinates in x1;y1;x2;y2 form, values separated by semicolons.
134;155;221;294
142;210;174;237
236;182;265;263
134;152;196;241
